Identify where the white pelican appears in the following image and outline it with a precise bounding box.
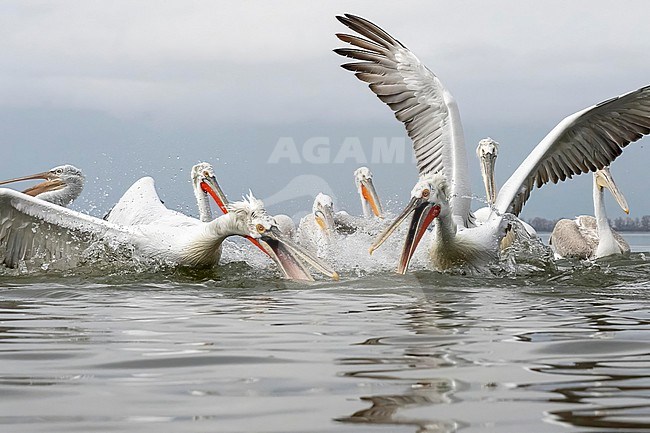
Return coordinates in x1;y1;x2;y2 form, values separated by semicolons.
192;162;228;222
474;138;538;244
102;165;336;280
323;167;385;235
297;193;337;250
186;163;296;254
335;14;650;272
0;184;337;280
354;167;383;219
370;172;508;272
472;137;500;225
475;138;499;207
0;164;84;207
549;167;630;259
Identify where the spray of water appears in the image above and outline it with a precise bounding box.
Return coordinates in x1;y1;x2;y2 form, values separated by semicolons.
0;210;633;284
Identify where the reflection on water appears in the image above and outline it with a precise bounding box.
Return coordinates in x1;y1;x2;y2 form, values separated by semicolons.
0;246;649;431
333;269;650;433
528;359;650;429
338;382;461;433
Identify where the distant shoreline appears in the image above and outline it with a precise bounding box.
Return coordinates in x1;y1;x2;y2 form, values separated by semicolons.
536;230;650;234
524;216;650;233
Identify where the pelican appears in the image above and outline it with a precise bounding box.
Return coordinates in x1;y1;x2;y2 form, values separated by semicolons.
354;167;383;219
335;14;650;272
305;167;383;238
475;138;499;207
329;166;385;234
192;162;227;222
297;193;337;250
102;165;336;280
0;164;84;207
549;167;630;259
185;163;296;254
474;138;538;246
473;137;501;225
0;183;338;280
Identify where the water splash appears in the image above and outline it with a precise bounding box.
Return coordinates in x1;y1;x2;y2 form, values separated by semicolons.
1;217;648;288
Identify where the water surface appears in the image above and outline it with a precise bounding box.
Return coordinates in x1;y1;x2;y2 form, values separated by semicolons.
0;235;649;432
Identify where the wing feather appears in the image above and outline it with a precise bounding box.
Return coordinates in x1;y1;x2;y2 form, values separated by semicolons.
0;189;129;268
106;177;199;227
335;14;473;228
335;34;386;52
334;48;397;67
496;84;650;216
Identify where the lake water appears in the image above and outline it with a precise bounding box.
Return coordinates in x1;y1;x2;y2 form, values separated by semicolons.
1;233;649;432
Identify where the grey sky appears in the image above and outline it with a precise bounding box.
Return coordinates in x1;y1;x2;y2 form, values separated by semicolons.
1;1;649;221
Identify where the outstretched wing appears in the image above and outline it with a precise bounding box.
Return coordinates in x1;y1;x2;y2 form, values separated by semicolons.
335;14;473;228
106;177;198;227
0;189;130;268
495;85;650;216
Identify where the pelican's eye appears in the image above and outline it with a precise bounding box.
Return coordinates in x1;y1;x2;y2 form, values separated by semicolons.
203;171;210;177
256;223;265;234
55;168;64;175
421;189;430;198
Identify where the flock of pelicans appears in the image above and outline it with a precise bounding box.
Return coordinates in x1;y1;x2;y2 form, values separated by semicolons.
1;14;649;280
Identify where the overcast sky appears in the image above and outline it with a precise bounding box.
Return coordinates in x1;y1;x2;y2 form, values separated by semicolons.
1;0;649;222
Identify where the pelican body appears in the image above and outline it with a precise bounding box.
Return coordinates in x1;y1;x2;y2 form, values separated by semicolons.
104;162;276;269
335;14;650;272
0;188;254;269
550;168;630;259
296;179;381;252
369;173;507;272
297;193;337;250
0;169;337;280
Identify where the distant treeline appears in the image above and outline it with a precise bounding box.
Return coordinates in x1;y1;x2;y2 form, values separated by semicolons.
525;216;650;232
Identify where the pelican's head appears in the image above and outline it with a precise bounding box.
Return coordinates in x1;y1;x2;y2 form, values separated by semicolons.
353;166;383;218
191;162;227;214
312;193;336;237
226;193;274;239
595;167;629;214
476;138;499;205
273;214;296;238
369;172;447;274
0;164;85;206
228;193;339;281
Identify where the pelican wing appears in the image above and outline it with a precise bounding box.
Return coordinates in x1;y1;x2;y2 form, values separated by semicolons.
495;85;650;216
0;189;131;268
549;219;596;259
106;177;199;227
335;14;473;228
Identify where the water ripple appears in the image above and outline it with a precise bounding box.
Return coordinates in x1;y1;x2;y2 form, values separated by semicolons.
0;246;649;432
